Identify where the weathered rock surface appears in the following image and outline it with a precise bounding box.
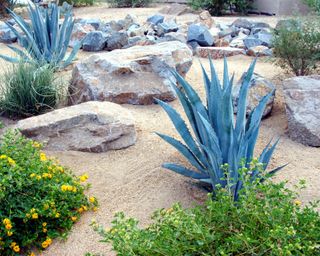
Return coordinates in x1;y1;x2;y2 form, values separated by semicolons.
0;28;17;43
105;32;128;51
232;73;276;118
16;101;137;152
196;46;245;59
247;45;272;57
196;11;214;28
70;41;193;105
159;3;190;16
187;24;214;46
147;14;164;25
283;76;320;147
82;31;108;52
69;23;95;48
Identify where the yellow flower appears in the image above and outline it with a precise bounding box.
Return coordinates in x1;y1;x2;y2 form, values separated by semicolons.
41;241;49;249
32;213;38;219
82;205;88;211
3;218;11;225
5;223;12;230
32;142;41;148
78;207;84;213
10;242;16;247
13;245;20;252
40;153;47;161
28;252;36;256
7;231;13;236
89;197;95;203
26;213;31;218
0;155;7;159
43;228;47;233
55;212;60;218
71;216;77;222
7;157;16;166
79;174;89;182
36;175;42;180
30;173;36;178
42;222;47;227
72;187;77;193
43;204;49;210
30;208;36;213
294;200;302;206
93;207;98;212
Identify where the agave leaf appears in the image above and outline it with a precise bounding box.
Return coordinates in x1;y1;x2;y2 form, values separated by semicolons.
156;99;207;166
156;132;207;173
162;163;209;180
6;45;31;61
0;54;20;63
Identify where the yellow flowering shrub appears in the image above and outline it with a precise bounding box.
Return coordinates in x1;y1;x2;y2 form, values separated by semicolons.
0;131;98;255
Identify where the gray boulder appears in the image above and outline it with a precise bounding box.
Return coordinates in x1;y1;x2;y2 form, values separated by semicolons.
82;31;108;52
0;28;17;43
243;35;263;49
156;21;179;36
105;32;128;51
283;76;320;147
147;14;164;25
16;101;137;153
232;18;254;30
77;18;101;30
255;31;273;47
187;24;214;46
232;73;276;118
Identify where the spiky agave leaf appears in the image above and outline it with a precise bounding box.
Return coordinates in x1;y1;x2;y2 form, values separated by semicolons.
157;58;284;200
0;3;80;69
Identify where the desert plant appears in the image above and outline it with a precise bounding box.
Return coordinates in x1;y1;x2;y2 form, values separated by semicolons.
0;130;98;255
273;18;320;76
303;0;320;14
93;176;320;255
0;62;63;117
106;0;153;8
188;0;252;15
156;59;284;200
0;3;81;69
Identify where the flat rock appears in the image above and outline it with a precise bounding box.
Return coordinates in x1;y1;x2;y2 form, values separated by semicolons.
232;18;254;30
283;76;320;147
247;45;272;56
70;41;193;105
232;73;276;118
16;101;137;153
196;46;245;59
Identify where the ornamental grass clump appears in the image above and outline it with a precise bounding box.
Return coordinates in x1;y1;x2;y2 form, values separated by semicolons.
0;3;81;69
156;59;284;200
0;131;98;255
94;174;320;255
0;62;63;117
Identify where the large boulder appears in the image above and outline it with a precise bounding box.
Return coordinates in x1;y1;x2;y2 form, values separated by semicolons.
232;73;276;118
70;41;193;105
283;76;320;147
16;101;137;153
105;32;128;51
187;24;214;46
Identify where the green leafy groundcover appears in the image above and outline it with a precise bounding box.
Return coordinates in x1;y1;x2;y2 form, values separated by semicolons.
0;131;98;256
94;175;320;255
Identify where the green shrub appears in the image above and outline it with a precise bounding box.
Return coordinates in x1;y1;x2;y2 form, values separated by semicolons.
156;59;283;201
273;18;320;76
0;3;81;69
106;0;152;8
303;0;320;14
187;0;253;15
0;131;98;255
0;62;63;118
93;173;320;256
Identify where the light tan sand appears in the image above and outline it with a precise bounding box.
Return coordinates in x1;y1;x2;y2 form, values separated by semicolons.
0;5;319;256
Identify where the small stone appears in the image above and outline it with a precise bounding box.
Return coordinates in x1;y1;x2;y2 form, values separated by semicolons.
147;14;164;25
82;31;108;52
187;24;214;47
196;10;214;28
247;45;272;57
105;32;128;51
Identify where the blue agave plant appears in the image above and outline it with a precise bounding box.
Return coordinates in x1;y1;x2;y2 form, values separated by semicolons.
156;58;285;200
0;3;81;69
